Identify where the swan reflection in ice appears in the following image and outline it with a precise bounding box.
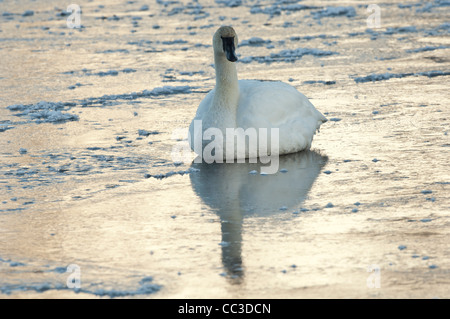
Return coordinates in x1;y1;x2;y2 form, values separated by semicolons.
189;150;328;283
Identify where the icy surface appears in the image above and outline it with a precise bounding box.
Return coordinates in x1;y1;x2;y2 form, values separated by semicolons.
0;0;449;299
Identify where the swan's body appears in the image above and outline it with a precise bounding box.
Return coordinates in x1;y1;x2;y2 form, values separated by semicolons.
189;26;327;159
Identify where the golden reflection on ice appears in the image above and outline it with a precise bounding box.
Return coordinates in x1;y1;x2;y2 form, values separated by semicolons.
190;151;327;283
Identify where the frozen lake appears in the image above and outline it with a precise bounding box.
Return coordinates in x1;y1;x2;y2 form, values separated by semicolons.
0;0;449;298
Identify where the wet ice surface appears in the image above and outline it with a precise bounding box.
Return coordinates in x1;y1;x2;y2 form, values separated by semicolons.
0;0;449;298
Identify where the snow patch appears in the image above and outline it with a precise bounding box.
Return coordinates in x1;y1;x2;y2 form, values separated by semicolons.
406;45;450;53
240;48;337;64
215;0;242;8
354;70;450;83
145;167;200;179
7;101;79;123
240;37;271;47
313;6;356;19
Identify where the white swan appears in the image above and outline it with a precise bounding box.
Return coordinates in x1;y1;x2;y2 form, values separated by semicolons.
189;26;327;160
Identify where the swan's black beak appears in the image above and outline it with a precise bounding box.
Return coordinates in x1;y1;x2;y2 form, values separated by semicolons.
222;36;238;62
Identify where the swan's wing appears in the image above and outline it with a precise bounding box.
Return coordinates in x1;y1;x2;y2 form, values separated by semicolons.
192;89;215;120
237;80;325;128
188;89;215;151
236;80;326;152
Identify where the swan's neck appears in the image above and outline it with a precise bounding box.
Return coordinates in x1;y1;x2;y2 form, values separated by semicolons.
213;54;239;110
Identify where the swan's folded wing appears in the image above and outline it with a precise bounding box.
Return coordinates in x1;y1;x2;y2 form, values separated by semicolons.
237;80;323;129
236;80;326;152
188;89;215;151
192;89;215;120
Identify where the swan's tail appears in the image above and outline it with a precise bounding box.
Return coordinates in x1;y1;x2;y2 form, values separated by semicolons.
316;112;327;133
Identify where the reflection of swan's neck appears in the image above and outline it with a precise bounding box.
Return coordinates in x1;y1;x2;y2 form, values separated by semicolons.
220;208;244;283
213;54;239;111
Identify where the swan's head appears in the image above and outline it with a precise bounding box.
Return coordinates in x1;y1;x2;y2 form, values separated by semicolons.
213;26;238;62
